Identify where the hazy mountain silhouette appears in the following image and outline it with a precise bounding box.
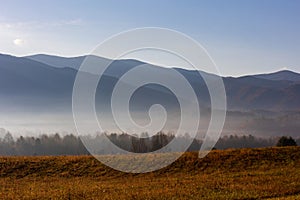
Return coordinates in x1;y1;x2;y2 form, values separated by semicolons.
24;53;300;111
1;53;300;136
253;70;300;82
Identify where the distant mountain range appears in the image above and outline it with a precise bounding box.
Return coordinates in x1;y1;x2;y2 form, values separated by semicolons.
0;53;297;111
252;70;300;82
0;53;300;136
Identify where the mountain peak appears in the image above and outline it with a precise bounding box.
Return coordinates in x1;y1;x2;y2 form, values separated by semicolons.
253;69;300;82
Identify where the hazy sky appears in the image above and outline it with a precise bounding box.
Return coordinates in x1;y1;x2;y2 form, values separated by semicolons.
0;0;299;76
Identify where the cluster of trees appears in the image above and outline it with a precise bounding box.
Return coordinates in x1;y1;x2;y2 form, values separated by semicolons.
0;131;298;156
215;135;275;149
276;136;298;147
215;135;298;149
0;133;88;156
70;132;202;155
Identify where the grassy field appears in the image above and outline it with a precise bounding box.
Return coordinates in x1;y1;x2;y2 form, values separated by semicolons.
0;147;300;200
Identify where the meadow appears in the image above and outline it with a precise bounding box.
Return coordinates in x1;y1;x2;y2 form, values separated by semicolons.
0;147;299;200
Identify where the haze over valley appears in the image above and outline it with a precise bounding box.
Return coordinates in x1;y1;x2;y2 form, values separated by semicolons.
0;53;299;138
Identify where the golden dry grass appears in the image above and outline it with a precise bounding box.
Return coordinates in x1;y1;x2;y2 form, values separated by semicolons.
0;147;300;200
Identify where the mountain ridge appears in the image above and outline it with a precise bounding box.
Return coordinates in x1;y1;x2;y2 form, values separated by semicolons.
1;53;300;136
26;53;300;80
0;53;298;112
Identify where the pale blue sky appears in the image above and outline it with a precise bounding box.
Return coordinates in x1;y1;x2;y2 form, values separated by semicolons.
0;0;299;76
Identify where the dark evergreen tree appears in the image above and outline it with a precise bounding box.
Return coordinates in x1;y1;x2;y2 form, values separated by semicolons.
276;136;297;147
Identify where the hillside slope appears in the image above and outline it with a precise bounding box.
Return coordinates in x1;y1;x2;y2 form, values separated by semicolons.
1;147;299;178
0;147;299;200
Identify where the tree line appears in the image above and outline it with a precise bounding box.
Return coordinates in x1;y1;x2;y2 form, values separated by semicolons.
0;131;298;156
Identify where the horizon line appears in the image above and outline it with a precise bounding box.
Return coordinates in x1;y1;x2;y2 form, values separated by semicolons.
1;51;299;78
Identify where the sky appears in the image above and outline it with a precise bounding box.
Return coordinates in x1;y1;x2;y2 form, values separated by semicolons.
0;0;299;76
